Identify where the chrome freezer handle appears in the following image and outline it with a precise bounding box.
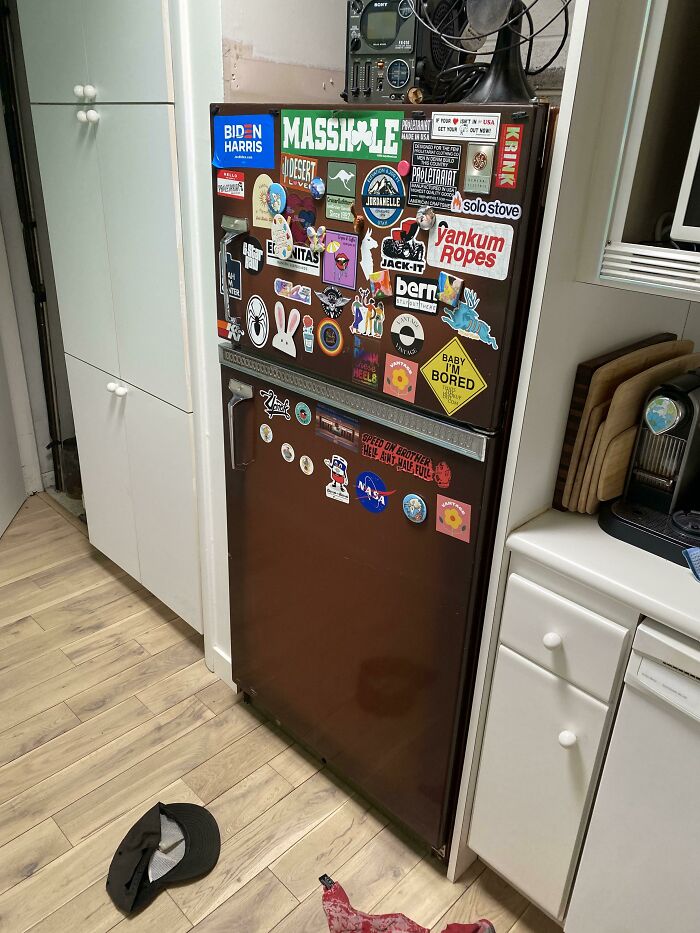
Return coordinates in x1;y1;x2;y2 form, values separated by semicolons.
227;378;253;470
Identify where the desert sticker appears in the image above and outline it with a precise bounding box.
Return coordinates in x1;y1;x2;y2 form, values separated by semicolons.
427;215;513;281
281;110;402;161
280;152;318;191
420;337;487;416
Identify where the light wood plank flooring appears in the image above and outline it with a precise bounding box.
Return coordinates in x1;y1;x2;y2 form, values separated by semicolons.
0;495;559;932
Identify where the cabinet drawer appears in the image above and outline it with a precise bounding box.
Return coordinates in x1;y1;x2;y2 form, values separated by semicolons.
500;574;627;702
469;646;608;919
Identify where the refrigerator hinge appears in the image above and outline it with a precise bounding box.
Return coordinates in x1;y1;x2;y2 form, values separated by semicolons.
431;844;447;862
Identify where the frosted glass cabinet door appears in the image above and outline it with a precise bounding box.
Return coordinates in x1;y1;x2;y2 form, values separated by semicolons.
94;105;190;411
83;0;173;102
16;0;88;103
65;355;140;580
31;106;119;376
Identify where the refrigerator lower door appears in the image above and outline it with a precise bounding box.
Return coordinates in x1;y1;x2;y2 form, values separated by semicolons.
221;348;493;850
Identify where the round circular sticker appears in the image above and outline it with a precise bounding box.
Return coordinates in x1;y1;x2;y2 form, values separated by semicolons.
242;235;264;275
645;396;683;435
403;494;427;524
356;471;390;513
246;295;269;348
361;165;406;228
259;424;273;444
391;313;424;358
281;442;295;463
267;182;287;215
299;454;314;475
310;177;326;200
295;402;312;426
318;318;344;357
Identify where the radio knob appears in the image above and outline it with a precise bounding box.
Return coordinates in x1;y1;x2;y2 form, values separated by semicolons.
350;37;361;52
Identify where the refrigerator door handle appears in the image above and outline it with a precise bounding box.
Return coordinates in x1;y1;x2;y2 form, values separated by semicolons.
227;378;253;470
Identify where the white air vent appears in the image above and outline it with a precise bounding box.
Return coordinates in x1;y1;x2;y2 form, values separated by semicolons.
601;242;700;298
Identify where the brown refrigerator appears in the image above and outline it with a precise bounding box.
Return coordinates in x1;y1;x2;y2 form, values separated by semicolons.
213;102;549;856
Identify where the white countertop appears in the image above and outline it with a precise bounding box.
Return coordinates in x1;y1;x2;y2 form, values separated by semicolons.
507;510;700;643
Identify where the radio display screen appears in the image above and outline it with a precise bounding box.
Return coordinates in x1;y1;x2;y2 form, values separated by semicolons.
365;10;398;41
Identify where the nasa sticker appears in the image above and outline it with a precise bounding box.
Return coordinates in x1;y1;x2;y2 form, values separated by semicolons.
361;165;406;228
356;471;390;514
391;313;424;358
246;295;269;348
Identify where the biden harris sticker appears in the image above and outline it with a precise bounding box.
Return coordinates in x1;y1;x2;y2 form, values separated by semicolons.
212;114;275;169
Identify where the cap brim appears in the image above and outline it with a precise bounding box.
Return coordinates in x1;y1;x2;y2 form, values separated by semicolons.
164;803;221;881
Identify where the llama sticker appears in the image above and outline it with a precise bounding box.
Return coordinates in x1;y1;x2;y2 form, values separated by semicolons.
359;227;378;281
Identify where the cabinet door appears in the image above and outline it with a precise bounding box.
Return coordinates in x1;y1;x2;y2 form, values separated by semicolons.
32;106;119;376
94;105;190;411
125;387;201;631
83;0;173;102
469;646;608;920
65;355;140;579
17;0;88;103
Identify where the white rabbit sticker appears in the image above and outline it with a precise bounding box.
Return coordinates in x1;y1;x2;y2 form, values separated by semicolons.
272;301;300;358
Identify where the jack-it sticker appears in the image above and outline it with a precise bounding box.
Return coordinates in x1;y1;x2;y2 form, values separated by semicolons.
356;471;391;513
352;339;379;391
323;232;358;290
213;114;275;169
496;124;523;189
260;388;291;420
441;289;498;349
428;215;513;281
324;454;350;504
217;169;245;199
436;495;471;542
362;434;452;488
384;354;418;403
281;110;402;162
408;143;461;212
281;152;318;191
380;218;426;274
420;337;487;416
361;165;406;228
431;112;500;143
395;274;438;315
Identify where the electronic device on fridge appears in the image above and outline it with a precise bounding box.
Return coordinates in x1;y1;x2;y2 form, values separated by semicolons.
671;106;700;245
599;370;700;564
342;0;572;105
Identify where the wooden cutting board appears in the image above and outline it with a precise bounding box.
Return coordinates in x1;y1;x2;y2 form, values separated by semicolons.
561;339;692;509
570;399;610;509
597;426;637;503
577;420;605;513
584;351;700;513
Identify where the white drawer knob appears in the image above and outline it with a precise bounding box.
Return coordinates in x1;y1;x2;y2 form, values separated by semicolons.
73;84;84;98
106;382;117;393
543;632;563;650
558;730;577;749
76;110;88;123
86;109;100;124
114;386;128;397
83;84;97;101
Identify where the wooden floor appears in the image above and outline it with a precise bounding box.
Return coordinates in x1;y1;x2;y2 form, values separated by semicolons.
0;495;559;933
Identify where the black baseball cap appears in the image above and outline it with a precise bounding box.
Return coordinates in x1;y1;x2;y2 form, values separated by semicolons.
106;802;220;915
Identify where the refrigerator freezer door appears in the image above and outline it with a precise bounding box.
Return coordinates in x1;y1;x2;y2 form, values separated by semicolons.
221;353;493;850
212;103;548;433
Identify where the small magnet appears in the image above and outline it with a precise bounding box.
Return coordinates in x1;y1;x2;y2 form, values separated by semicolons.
416;205;436;230
307;225;327;255
403;494;427;524
281;442;295;463
310;177;326;200
259;424;273;444
299;454;314;476
398;159;411;177
267;183;287;215
271;213;294;259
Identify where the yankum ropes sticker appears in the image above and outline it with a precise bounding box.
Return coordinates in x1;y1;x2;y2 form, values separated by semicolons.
281;110;402;162
266;240;321;277
361;434;452;488
461;196;521;221
212;114;275;169
280;152;318;191
496;124;523;189
217;169;245;199
395;274;438;314
408;143;461;211
427;215;514;281
431;112;500;143
420;337;487;416
361;166;406;228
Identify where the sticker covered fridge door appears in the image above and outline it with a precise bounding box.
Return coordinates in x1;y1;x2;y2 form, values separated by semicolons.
211;103;549;432
221;355;494;850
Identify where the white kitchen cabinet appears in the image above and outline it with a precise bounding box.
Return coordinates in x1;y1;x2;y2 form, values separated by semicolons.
31;105;119;377
64;355;139;579
95;104;190;410
17;0;173;104
469;645;608;920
